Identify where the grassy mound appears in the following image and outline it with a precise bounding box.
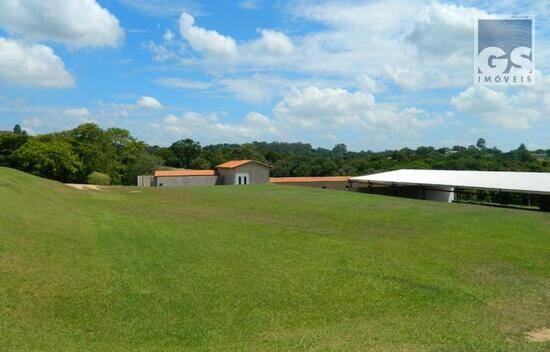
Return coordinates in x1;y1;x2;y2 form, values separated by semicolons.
1;167;549;351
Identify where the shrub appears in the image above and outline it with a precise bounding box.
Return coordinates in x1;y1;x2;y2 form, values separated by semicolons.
87;172;111;185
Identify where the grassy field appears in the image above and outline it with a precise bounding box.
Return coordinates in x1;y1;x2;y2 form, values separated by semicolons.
1;167;549;351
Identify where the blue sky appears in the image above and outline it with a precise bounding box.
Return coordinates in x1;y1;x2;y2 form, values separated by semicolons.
0;0;549;151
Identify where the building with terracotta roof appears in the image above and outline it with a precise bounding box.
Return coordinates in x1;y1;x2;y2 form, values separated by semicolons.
154;170;217;177
215;160;272;186
139;160;273;187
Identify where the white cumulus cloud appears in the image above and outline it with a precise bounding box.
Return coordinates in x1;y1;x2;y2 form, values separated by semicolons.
0;37;74;87
160;1;512;92
179;12;237;58
407;2;489;56
154;77;211;90
0;0;124;48
171;12;295;69
239;0;261;10
162;110;277;143
136;96;164;109
64;108;91;118
247;29;295;55
273;86;439;136
451;83;546;130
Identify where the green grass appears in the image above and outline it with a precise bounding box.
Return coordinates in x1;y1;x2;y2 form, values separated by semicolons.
1;167;549;351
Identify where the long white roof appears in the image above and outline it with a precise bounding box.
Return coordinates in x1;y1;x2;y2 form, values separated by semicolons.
349;169;550;195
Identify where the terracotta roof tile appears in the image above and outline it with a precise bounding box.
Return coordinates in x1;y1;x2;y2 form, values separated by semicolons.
155;169;217;177
216;160;272;169
269;176;351;183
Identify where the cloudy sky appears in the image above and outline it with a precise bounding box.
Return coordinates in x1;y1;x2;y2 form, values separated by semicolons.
0;0;548;151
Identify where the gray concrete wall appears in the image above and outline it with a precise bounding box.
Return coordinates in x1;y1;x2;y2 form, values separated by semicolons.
155;175;222;187
218;163;270;185
216;168;234;185
137;175;154;187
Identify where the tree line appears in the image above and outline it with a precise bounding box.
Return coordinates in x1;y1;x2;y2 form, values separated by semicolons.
1;123;549;185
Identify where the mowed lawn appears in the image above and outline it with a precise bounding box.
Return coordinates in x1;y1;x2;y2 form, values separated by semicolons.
1;167;549;351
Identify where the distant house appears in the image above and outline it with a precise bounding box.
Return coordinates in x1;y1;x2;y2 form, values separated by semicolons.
216;160;272;185
139;160;272;187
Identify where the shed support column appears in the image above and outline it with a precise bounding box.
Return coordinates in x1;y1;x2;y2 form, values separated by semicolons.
540;195;550;212
424;186;454;203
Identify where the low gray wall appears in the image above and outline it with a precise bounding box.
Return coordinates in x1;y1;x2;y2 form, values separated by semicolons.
155;175;222;187
137;175;154;187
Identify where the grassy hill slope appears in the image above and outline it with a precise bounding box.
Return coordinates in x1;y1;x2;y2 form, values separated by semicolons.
1;167;549;351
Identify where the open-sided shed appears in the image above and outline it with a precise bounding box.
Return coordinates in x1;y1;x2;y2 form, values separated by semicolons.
349;169;550;211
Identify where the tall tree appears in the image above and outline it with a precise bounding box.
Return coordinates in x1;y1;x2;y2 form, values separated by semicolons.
69;123;121;182
476;138;487;150
514;143;533;163
0;133;29;166
332;143;348;155
170;139;202;168
13;124;22;135
12;138;82;182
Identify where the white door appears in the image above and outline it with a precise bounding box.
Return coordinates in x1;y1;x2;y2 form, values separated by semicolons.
235;173;250;185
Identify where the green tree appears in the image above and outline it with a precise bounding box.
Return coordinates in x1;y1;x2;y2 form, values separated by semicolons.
12;138;82;182
332;143;348;156
69;123;121;183
189;157;212;170
509;143;533;163
317;158;339;176
170;139;202;168
13;124;22;135
122;149;164;185
0;132;29;166
476;138;487;150
154;147;178;167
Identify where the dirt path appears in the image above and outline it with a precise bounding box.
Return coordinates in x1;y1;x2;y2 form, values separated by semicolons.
65;184;102;191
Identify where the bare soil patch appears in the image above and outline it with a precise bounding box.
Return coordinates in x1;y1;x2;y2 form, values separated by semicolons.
65;184;102;191
526;327;550;342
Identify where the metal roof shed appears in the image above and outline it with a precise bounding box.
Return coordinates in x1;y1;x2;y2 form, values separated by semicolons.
349;169;550;210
